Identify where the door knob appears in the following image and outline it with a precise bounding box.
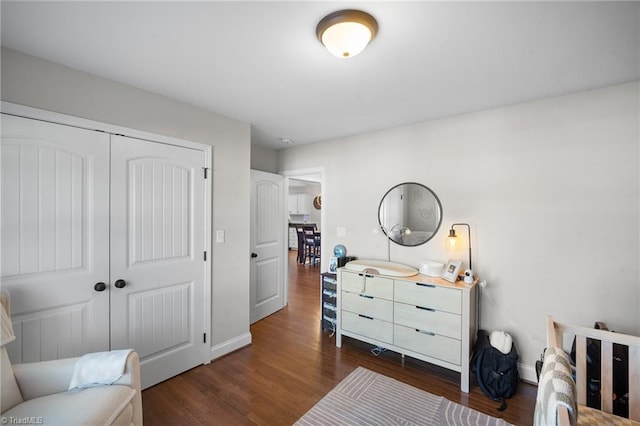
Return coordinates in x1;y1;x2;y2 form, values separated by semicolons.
114;279;127;289
251;252;258;258
94;282;107;292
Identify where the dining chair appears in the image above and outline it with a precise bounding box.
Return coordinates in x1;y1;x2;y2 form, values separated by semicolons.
303;225;320;266
295;225;306;264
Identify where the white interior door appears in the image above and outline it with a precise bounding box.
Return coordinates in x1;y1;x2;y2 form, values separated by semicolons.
250;170;284;324
0;114;110;362
109;135;208;388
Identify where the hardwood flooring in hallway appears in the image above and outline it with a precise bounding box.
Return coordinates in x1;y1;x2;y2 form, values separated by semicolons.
141;251;536;425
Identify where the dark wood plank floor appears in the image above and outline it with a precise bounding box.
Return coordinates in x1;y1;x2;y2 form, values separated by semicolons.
142;251;537;425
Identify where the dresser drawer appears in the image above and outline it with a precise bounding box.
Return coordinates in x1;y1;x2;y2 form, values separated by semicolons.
342;291;393;322
394;280;461;314
342;311;393;344
394;302;461;339
341;271;393;300
394;325;461;365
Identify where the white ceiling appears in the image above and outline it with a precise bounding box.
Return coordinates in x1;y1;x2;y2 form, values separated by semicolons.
1;1;638;150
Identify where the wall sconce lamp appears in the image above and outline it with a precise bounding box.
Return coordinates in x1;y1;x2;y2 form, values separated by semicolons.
316;9;378;59
448;223;472;270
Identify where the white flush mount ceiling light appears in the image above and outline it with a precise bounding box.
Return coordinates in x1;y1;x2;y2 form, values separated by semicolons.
316;9;378;59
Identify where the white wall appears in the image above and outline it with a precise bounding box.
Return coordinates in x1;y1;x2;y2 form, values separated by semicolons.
304;184;322;226
251;143;278;173
279;82;640;382
1;47;253;358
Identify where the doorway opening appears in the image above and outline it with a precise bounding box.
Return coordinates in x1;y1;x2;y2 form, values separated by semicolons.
282;168;325;303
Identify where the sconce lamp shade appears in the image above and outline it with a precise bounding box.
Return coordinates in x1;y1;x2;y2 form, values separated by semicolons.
448;223;472;270
316;9;378;58
447;228;457;249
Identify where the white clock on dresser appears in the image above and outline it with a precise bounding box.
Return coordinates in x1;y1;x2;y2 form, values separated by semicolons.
336;268;478;393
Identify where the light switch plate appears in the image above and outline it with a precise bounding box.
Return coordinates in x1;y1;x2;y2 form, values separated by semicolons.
337;227;346;237
216;230;225;243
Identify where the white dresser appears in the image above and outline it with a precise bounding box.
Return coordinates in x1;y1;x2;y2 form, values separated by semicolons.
336;268;478;392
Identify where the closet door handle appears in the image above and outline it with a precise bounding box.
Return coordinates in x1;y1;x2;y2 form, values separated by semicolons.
114;279;127;289
94;282;107;292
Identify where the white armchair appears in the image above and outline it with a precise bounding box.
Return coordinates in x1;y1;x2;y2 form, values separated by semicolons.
1;292;143;425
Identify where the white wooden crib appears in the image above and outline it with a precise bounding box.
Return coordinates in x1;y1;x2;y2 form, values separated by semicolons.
540;315;640;425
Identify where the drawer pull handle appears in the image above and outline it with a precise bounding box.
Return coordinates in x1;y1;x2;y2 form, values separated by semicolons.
359;274;368;294
416;306;435;312
358;314;374;320
416;283;435;288
416;329;435;336
358;273;374;278
359;294;373;299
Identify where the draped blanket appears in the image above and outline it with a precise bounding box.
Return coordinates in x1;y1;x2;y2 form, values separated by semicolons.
533;347;577;426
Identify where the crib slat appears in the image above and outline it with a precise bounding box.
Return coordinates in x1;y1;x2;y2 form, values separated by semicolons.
558;408;571;425
547;316;559;347
600;340;613;414
630;345;640;421
576;335;587;406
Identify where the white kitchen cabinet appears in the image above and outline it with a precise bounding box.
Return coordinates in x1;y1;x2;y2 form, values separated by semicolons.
336;269;477;393
288;226;298;249
288;193;310;215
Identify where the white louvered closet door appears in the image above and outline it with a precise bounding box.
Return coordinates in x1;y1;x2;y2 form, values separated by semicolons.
109;135;207;389
1;114;111;362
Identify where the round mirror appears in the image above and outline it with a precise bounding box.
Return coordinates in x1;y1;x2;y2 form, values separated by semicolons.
378;182;443;246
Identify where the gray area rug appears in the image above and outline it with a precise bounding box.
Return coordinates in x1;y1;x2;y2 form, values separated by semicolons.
295;367;512;426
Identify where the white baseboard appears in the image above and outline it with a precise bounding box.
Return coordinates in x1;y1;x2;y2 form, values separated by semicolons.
208;333;539;386
518;362;538;385
209;332;252;361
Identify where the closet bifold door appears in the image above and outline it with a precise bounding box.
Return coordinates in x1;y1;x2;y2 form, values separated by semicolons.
109;135;207;389
0;113;111;363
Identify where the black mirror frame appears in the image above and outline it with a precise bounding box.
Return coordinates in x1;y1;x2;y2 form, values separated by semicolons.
377;182;443;247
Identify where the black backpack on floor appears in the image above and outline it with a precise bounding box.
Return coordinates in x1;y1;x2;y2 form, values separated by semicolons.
471;329;519;410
